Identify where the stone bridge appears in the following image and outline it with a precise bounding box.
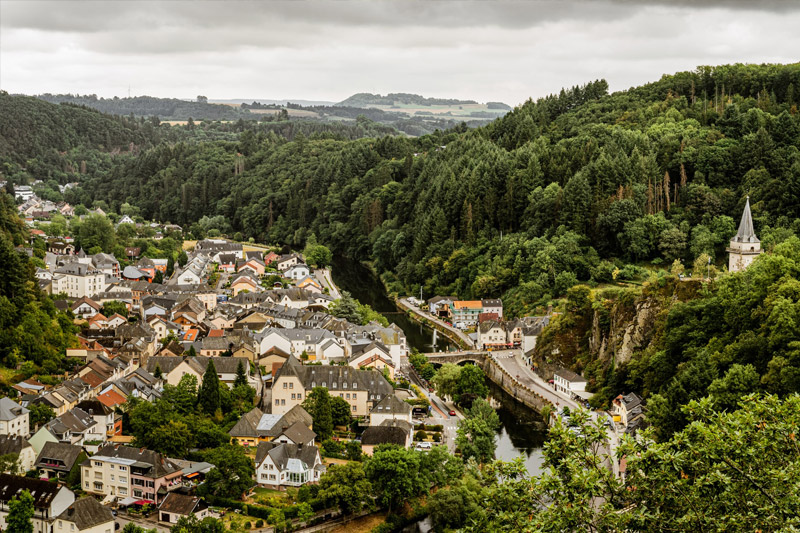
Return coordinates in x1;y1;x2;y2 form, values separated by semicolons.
423;351;488;366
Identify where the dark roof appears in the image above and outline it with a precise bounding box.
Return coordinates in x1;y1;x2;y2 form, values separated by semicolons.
36;442;84;472
733;196;759;243
554;369;586;383
360;426;408;446
275;355;393;398
0;435;30;456
279;420;317;445
371;394;412;416
229;405;312;439
255;441;319;471
0;473;66;509
56;497;113;529
75;399;112;416
158;492;207;516
228;407;264;438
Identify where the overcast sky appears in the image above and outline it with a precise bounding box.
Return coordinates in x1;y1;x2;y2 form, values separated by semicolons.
1;0;798;106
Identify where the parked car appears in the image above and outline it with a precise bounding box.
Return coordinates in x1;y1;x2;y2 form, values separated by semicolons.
449;410;456;417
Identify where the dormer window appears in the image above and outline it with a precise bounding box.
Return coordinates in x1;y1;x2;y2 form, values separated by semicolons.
343;382;347;389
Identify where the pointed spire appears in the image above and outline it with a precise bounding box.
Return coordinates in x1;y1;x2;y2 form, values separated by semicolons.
733;196;759;243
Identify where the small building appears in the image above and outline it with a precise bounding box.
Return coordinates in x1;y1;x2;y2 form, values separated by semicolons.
35;441;85;481
0;434;36;473
254;441;324;488
158;492;209;524
369;394;413;427
54;496;115;533
0;397;30;438
478;320;508;350
553;369;587;398
360;421;412;456
0;473;75;533
481;299;503;319
283;263;310;281
612;392;646;432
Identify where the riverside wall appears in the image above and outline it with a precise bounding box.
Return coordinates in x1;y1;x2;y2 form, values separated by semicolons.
395;299;472;350
482;354;554;414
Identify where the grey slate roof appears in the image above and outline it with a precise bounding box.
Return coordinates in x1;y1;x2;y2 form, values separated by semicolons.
229;405;313;439
0;397;28;421
158;492;208;516
36;441;84;472
361;425;408;446
371;394;412;416
279;421;317;445
255;441;319;471
0;435;30;456
554;369;586;383
56;496;114;529
91;444;180;478
733;196;760;243
0;473;67;509
276;355;393;399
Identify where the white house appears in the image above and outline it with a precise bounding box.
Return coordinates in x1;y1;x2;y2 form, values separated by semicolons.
0;397;30;437
553;369;587;397
54;497;115;533
283;263;310;281
478;320;508;350
369;394;412;427
254;441;324;488
51;263;108;299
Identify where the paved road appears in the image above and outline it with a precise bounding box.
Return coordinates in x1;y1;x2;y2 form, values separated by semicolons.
315;268;340;299
402;358;460;452
398;298;474;348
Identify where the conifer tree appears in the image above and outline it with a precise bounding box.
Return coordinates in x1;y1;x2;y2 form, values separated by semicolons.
234;360;248;388
198;360;221;414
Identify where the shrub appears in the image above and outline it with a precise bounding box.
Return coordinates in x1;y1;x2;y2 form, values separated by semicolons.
415;430;427;441
243;521;251;529
256;520;263;528
433;432;442;442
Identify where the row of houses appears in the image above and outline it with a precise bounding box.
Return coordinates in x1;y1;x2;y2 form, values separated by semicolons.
427;297;504;328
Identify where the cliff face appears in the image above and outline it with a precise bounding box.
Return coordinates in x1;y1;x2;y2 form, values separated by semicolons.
533;277;702;400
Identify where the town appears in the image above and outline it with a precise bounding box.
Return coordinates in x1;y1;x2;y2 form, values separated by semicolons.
0;177;663;532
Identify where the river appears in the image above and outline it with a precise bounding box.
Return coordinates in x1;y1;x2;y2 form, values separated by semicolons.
331;256;548;473
330;256;454;352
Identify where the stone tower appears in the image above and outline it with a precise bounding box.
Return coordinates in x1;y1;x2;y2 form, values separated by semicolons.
727;196;762;272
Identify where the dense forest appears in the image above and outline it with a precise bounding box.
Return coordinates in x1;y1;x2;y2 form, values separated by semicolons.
0;193;78;376
5;62;800;437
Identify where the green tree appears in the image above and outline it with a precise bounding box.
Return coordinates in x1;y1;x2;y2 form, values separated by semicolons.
150;420;193;456
199;445;254;499
27;402;54;428
432;363;462;401
318;462;373;517
455;399;500;464
7;489;34;533
197;360;221;415
77;213;115;253
330;396;352;427
707;363;761;411
102;300;128;318
364;445;427;512
455;364;489;407
233;360;248;388
302;387;334;441
345;439;362;461
328;291;361;324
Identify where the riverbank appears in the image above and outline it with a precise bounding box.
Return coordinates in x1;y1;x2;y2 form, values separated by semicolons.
395;298;473;350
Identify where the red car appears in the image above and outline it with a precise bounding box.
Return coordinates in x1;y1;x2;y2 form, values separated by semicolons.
449;410;456;417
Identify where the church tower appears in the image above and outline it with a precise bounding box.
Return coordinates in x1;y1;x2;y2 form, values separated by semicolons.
727;196;762;272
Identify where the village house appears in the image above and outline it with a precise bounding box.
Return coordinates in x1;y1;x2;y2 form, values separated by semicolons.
449;300;483;328
283;263;310;281
51;263;107;299
360;420;413;456
553;369;589;400
81;444;183;505
254;441;324;489
369;394;413;427
35;441;85;481
271;356;393;417
612;392;646;433
0;474;75;533
54;496;115;533
0;398;29;437
0;434;36;473
348;342;396;378
477;320;509;350
157;493;209;524
228;405;314;448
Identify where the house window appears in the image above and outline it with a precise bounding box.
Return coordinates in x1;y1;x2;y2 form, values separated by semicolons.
346;393;350;399
283;383;287;389
352;393;357;400
291;393;295;400
119;466;126;471
351;406;356;412
343;382;347;389
281;399;286;405
275;400;280;406
353;382;357;389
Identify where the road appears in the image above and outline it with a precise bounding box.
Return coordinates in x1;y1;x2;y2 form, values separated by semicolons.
398;298;474;348
401;357;460;453
315;268;340;299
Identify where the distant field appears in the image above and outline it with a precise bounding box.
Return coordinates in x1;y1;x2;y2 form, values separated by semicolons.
371;102;506;117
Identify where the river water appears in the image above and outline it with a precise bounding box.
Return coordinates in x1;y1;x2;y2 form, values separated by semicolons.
331;257;548;474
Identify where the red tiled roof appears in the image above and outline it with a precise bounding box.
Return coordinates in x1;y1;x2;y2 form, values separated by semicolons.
97;390;126;408
208;329;224;338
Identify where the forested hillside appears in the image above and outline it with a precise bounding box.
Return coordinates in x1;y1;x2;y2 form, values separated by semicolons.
0;193;78;377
